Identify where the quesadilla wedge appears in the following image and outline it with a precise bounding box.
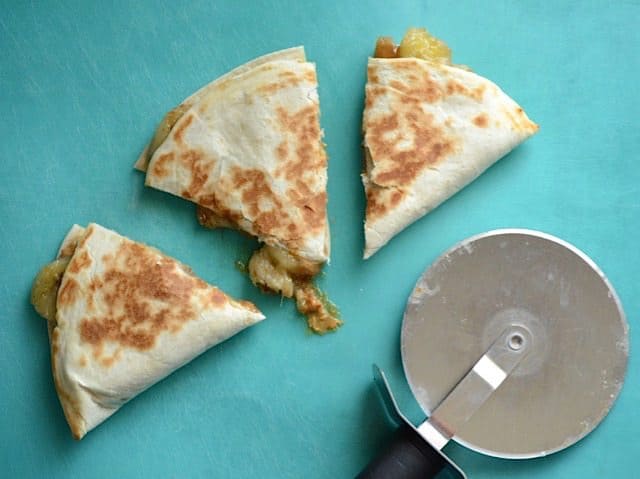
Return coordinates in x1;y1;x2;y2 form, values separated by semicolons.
137;47;340;333
30;223;264;439
363;29;538;258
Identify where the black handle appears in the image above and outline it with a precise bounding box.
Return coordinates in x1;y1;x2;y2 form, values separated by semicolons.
356;424;446;479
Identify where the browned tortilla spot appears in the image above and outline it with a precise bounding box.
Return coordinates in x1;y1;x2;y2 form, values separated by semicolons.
365;95;373;109
172;114;194;144
276;105;325;180
154;92;327;256
473;84;486;100
275;141;288;165
254;210;281;233
238;300;260;313
179;150;209;198
365;184;406;220
365;185;389;219
206;288;227;308
86;278;102;311
367;66;380;85
445;80;485;102
78;227;94;248
257;82;283;95
390;74;442;103
368;112;400;147
232;97;327;239
257;68;316;95
367;109;455;187
288;179;326;230
151;152;175;179
59;242;78;259
473;113;489;128
238;169;283;217
58;278;80;307
390;189;404;207
446;80;464;96
88;278;102;293
502;106;539;134
279;70;297;79
68;250;91;274
198;195;244;227
77;242;226;355
99;349;122;368
303;69;316;83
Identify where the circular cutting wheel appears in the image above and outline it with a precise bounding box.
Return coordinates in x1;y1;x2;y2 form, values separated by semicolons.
401;229;628;458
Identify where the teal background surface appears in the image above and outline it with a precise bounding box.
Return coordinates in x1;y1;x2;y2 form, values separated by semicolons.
1;1;638;477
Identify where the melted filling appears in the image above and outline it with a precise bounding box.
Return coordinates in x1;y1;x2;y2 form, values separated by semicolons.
374;27;452;64
149;98;340;334
248;245;341;334
31;257;71;323
294;282;342;334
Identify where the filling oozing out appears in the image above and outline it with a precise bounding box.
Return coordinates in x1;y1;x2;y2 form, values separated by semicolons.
147;98;341;334
199;206;341;334
374;27;452;64
31;257;71;323
247;245;341;334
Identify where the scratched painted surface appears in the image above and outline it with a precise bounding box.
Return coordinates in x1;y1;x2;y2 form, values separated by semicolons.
1;1;639;478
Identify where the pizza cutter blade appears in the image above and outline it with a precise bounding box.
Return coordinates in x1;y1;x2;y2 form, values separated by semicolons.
357;229;628;479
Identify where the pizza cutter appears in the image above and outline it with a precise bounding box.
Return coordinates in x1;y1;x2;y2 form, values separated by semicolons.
357;229;628;478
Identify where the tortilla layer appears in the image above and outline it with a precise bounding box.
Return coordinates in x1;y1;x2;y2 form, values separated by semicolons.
50;223;264;439
363;57;538;258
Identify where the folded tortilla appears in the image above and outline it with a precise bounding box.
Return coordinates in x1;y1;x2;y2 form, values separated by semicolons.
40;223;264;439
362;57;538;258
138;47;329;264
